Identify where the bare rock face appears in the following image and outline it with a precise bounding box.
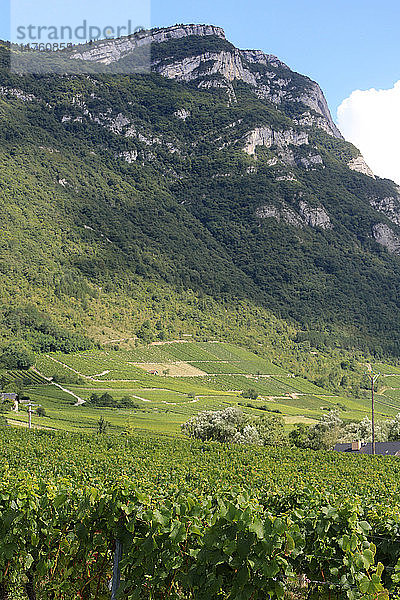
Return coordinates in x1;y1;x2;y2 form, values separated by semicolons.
243;126;309;156
68;23;342;139
159;50;257;85
174;108;191;120
299;154;324;169
373;223;400;254
240;49;285;68
243;126;324;170
256;204;303;227
198;78;237;103
256;200;332;229
118;150;138;163
348;156;375;178
297;85;342;139
293;111;339;137
0;86;35;102
370;194;400;227
71;24;225;64
298;201;332;229
157;45;341;137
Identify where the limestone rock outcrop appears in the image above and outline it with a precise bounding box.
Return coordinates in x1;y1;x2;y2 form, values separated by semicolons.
370;193;400;227
256;200;332;230
348;156;375;178
70;24;342;139
373;223;400;254
243;127;309;156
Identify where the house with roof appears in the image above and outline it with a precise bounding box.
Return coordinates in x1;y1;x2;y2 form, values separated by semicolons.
0;392;19;412
334;441;400;456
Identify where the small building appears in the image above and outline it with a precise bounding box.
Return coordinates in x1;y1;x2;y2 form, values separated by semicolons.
0;392;18;412
334;441;400;456
149;370;159;375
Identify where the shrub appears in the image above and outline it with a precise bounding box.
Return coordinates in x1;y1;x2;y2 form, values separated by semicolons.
181;407;285;446
241;388;259;400
52;374;85;385
88;393;138;409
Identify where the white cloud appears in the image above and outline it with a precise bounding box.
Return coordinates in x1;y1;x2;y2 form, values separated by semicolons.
337;80;400;185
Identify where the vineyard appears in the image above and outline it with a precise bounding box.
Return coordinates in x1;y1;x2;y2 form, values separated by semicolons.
0;369;47;386
3;341;396;435
1;428;400;599
3;342;400;597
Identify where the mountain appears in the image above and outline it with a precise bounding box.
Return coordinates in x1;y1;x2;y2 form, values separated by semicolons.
2;24;400;359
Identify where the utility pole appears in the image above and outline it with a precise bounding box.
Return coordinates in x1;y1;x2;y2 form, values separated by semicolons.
365;370;380;455
20;400;41;430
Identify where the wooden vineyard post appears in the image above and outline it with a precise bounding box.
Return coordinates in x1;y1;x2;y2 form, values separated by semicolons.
111;540;123;600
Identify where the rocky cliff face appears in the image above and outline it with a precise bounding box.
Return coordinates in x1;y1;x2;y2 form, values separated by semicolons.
70;24;341;140
348;156;375;178
152;33;342;139
243;127;309;155
70;24;225;64
243;126;325;169
256;200;332;230
370;192;400;226
65;24;398;230
373;223;400;254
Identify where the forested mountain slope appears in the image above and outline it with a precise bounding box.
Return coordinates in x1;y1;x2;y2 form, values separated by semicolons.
2;25;400;357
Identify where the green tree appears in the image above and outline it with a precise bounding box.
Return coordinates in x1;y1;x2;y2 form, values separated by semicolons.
89;393;100;405
307;410;343;450
241;388;259;400
386;413;400;441
254;413;286;445
289;423;311;449
36;406;46;417
96;416;109;434
99;393;114;407
0;344;34;369
182;408;286;446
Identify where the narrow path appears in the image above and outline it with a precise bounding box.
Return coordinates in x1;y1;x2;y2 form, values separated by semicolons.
7;418;55;430
46;355;89;378
103;337;135;345
150;340;189;346
91;379;140;383
31;366;52;382
33;365;85;406
131;394;151;403
52;383;85;406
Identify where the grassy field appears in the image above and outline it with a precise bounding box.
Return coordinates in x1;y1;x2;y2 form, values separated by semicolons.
5;341;400;434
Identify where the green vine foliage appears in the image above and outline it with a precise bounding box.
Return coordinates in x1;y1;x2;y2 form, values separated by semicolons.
0;479;394;600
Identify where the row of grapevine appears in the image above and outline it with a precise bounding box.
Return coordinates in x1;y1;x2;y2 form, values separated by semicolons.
0;478;396;600
1;369;47;385
3;428;400;503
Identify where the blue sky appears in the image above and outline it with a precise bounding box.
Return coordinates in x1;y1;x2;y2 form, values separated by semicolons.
1;0;400;117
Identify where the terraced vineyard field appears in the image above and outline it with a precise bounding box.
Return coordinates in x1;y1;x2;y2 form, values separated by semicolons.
4;341;400;434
